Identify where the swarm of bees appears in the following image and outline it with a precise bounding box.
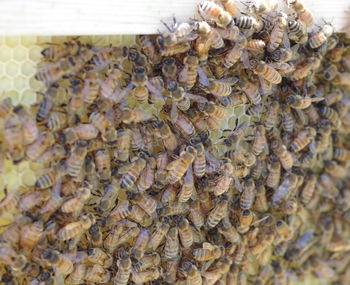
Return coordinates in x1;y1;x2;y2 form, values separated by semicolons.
1;0;350;284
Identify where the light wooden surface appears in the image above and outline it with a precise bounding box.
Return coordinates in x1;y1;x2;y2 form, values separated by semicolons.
0;0;348;35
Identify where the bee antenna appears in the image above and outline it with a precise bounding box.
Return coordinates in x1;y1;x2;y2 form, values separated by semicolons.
160;19;173;33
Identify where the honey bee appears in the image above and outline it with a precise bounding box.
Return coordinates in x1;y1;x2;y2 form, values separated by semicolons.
212;160;234;196
26;132;55;162
88;223;103;248
133;252;161;273
266;158;281;189
90;45;126;71
199;1;233;28
128;204;153;227
19;220;44;253
178;55;200;91
289;127;316;152
80;69;100;106
286;95;324;109
271;260;288;285
148;218;170;250
250;154;264;180
223;41;248;69
182;262;202;285
319;106;340;122
120;108;152;125
139;35;160;63
0;97;13;118
66;140;88;177
120;155;147;189
290;55;321;81
13;105;40;146
41;249;73;275
252;61;282;84
333;148;350;162
137;157;156;192
98;68;123;102
89;111;111;135
115;129;131;162
287;0;313;27
252;125;267;156
4;115;25;162
164;227;180;259
175;215;193;249
240;178;256;210
207;195;228;228
166;146;197;184
57;213;95;241
267;12;288;52
240;80;261;105
190;142;206;178
221;0;238;16
121;66;163;103
262;100;279;131
247;39;266;52
94;149;111;181
114;255;131;285
35;61;62;86
87;248;113;268
309;24;334;49
287;20;308;43
85;264;111;284
43;111;67;132
178;164;195;203
160;202;190;217
254;182;269;212
153;120;178;152
189;200;205;230
160;185;177;205
41;39;80;61
171;112;196;139
324;160;347;178
238;209;253;234
158;18;197;48
234;15;263;32
61;182;91;216
66;263;87;284
193;242;224;261
131;267;161;284
161;57;177;81
129;192;158;217
159;42;191;57
272;172;298;205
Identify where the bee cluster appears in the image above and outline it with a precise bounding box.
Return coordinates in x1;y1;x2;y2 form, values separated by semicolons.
1;0;350;284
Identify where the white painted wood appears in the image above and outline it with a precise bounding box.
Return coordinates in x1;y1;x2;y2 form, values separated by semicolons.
0;0;348;35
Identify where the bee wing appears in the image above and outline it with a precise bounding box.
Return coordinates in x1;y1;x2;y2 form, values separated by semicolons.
81;79;90;101
234;176;243;192
186;93;208;103
196;66;210;87
310;96;325;102
240;50;250;69
145;81;163;99
283;29;291;49
205;151;221;172
113;82;134;104
215;77;239;85
170;100;178;124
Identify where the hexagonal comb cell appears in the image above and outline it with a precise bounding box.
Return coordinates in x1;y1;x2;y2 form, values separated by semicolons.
0;35;137;198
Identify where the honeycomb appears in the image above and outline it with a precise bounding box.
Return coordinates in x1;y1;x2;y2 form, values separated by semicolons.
0;35;136;226
0;35;330;285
